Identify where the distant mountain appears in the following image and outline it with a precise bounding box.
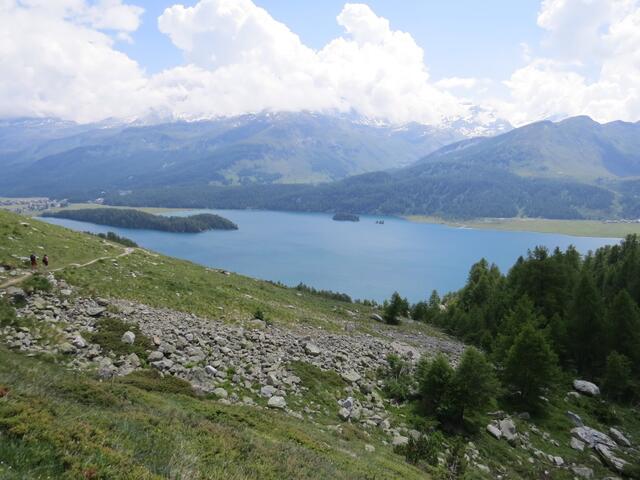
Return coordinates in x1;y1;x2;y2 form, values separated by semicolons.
104;116;640;220
419;116;640;181
0;112;510;197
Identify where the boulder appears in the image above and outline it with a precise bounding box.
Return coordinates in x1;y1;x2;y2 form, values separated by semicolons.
213;388;228;399
304;342;321;356
58;342;75;354
260;385;276;398
71;335;87;349
341;370;361;383
566;411;584;427
148;351;164;362
570;437;586;451
121;331;135;344
338;407;351;421
6;286;26;301
487;424;502;440
86;306;106;317
267;396;287;409
571;466;594;479
498;418;517;443
392;435;409;447
364;444;375;453
370;313;384;322
609;428;631;448
571;426;616;448
573;380;600;396
595;444;628;473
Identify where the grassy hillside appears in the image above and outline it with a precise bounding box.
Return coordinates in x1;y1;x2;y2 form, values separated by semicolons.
0;347;426;480
0;209;373;330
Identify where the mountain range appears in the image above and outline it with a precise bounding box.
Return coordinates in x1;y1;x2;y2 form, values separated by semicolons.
0;112;510;197
3;112;640;220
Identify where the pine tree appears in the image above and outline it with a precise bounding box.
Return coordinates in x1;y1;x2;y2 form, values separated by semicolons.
384;292;405;325
445;347;499;425
417;354;454;414
607;290;640;368
503;323;558;407
568;272;606;375
602;351;634;402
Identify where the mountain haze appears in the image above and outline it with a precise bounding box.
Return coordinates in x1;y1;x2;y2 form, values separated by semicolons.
0;112;509;197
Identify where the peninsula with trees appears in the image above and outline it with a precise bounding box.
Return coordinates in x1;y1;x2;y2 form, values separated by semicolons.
42;208;238;233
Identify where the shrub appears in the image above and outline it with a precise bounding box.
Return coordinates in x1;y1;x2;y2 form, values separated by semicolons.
380;354;414;401
22;274;52;294
87;317;153;361
399;431;444;466
602;351;635;402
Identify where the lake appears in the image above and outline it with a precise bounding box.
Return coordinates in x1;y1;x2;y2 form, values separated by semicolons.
42;210;617;303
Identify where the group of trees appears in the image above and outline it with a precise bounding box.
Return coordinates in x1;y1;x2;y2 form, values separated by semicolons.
43;209;238;233
104;163;616;220
417;235;640;405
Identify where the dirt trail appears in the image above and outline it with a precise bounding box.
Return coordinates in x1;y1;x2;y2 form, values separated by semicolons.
0;247;135;289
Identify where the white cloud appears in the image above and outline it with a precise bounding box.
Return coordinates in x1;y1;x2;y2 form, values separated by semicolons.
1;0;639;127
0;0;151;122
499;0;640;125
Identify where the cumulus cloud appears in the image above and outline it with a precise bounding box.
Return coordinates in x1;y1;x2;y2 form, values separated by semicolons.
1;0;640;127
0;0;151;122
499;0;640;125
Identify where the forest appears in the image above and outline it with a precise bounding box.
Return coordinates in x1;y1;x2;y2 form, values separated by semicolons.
390;234;640;413
43;208;238;233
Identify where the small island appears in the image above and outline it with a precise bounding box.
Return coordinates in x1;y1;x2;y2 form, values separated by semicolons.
332;213;360;222
42;208;238;233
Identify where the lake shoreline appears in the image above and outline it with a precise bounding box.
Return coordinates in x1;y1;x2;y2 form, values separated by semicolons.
405;215;640;238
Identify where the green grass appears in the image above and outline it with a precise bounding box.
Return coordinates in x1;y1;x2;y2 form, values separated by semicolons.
406;215;640;238
0;347;427;480
87;317;154;361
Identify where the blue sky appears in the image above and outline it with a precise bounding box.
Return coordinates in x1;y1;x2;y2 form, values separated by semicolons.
121;0;542;80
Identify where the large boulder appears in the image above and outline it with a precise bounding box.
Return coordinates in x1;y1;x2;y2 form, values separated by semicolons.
573;380;600;396
595;444;628;473
571;426;616;448
487;424;502;440
609;428;631;448
566;411;584;427
267;396;287;409
370;313;384;323
498;418;517;443
341;370;361;383
121;331;136;344
304;342;321;356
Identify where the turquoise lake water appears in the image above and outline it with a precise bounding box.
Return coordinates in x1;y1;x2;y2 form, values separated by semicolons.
42;210;617;303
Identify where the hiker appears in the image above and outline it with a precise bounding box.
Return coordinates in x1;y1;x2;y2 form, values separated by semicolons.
43;254;49;269
30;253;37;270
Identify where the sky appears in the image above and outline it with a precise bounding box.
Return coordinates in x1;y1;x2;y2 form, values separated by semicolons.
1;0;639;126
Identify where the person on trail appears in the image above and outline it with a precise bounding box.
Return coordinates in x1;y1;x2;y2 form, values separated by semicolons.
30;254;37;270
43;254;49;269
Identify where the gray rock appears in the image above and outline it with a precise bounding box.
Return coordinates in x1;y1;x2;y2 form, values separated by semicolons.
247;319;266;329
260;385;276;398
60;289;72;296
552;456;564;466
392;435;409;447
370;313;384;322
338;407;351;421
573;380;600;396
609;428;631;448
148;351;164;362
304;342;321;356
213;388;228;399
126;353;141;368
571;426;616;448
595;444;628;473
571;437;586;451
151;359;174;370
121;331;135;344
71;335;87;349
487;424;502;440
364;444;375;453
571;466;594;479
6;286;26;300
86;306;106;317
267;396;287;409
566;410;584;427
341;370;361;383
499;418;517;442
